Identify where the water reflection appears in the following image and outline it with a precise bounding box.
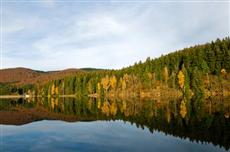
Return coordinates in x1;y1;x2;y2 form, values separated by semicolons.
0;96;229;151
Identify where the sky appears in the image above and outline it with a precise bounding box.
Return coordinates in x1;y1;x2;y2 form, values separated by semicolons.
1;0;229;71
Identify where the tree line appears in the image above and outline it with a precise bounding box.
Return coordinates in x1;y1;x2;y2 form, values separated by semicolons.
2;37;229;97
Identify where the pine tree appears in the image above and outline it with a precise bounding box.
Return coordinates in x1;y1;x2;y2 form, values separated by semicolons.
191;67;204;96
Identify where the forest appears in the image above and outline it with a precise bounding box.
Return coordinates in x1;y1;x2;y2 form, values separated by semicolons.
1;37;230;99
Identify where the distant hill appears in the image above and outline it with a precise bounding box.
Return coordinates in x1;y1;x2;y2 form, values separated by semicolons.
0;67;83;86
0;67;42;84
80;68;105;71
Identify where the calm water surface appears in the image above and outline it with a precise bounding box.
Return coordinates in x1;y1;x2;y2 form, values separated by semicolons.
0;97;229;152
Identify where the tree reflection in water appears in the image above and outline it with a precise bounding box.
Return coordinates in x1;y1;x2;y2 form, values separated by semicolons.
0;96;229;150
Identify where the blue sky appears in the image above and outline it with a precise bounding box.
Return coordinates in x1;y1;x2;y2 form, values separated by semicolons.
1;0;229;71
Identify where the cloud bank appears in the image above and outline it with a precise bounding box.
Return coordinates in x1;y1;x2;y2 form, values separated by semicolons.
2;1;229;71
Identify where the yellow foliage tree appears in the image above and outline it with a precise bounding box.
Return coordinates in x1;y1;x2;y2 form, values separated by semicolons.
51;83;56;96
147;72;153;87
97;82;101;93
221;68;227;75
121;79;126;90
101;75;110;91
123;74;129;81
180;100;187;118
55;86;59;95
97;98;101;109
110;75;117;90
51;98;55;109
120;100;127;113
110;102;117;116
55;98;58;106
162;66;169;83
101;101;110;116
178;70;185;90
221;68;227;78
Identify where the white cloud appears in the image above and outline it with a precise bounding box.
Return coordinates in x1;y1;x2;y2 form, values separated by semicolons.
3;16;41;34
39;0;56;8
3;2;229;70
32;14;127;55
74;15;127;39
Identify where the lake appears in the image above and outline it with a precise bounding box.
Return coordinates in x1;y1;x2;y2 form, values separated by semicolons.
0;97;229;152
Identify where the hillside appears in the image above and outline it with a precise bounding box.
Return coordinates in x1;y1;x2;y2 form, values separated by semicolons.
0;37;229;98
0;67;84;86
0;67;43;84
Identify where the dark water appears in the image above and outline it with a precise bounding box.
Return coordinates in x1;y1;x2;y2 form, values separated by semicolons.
0;97;229;152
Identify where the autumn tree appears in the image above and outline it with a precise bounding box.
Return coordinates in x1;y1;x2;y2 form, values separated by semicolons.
178;70;185;90
162;66;169;83
110;101;117;116
221;68;227;79
101;100;110;116
97;82;101;94
110;75;117;90
101;75;110;92
51;83;56;96
55;85;59;95
120;77;126;91
180;99;187;118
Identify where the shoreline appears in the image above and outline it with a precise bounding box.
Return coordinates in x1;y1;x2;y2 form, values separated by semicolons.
0;95;25;99
0;95;77;99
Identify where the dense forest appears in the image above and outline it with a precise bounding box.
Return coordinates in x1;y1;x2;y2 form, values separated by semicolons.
1;37;230;98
